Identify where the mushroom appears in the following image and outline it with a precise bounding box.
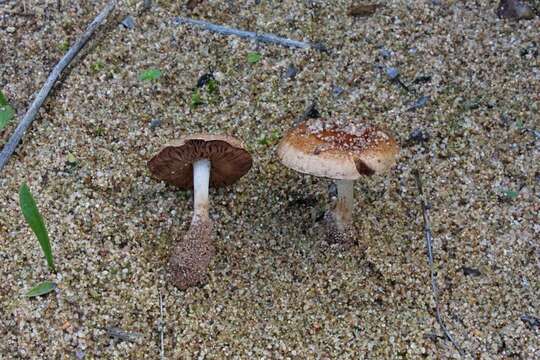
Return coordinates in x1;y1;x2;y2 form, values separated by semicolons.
277;118;399;245
148;134;252;289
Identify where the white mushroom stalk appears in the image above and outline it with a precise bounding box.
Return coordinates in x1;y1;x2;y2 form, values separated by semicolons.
192;158;210;221
148;134;253;289
333;179;354;233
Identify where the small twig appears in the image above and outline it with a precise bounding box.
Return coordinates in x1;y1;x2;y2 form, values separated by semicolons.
172;17;328;52
158;290;165;360
394;77;413;93
106;326;141;342
413;170;465;357
0;0;118;172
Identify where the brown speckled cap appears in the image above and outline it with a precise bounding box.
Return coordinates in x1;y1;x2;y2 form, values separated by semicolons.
277;119;399;180
148;134;252;188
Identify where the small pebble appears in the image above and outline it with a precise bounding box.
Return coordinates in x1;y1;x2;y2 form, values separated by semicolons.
332;86;344;97
75;349;85;360
408;95;430;111
197;73;215;88
521;315;540;329
386;67;399;80
379;48;392;59
213;71;225;82
121;16;135;29
6;26;16;33
149;119;161;129
286;64;298;79
462;267;481;277
328;182;337;198
304;103;320;119
408;128;430;144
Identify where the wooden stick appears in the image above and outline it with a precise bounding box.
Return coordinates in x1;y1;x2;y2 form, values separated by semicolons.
106;326;141;342
413;170;465;357
0;0;118;172
173;16;328;52
158;290;165;360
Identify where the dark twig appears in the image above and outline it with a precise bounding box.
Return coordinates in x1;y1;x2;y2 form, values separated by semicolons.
413;170;465;357
158;290;165;360
0;0;118;172
172;17;327;52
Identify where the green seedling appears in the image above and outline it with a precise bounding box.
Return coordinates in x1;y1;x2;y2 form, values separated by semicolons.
191;89;203;108
91;61;105;72
247;52;262;64
503;189;519;200
0;90;15;130
206;79;219;95
257;130;281;146
19;184;55;272
95;126;106;136
58;40;70;52
139;68;162;81
66;152;77;165
26;281;56;298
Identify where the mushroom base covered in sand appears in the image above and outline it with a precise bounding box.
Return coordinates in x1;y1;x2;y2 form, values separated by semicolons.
148;135;252;289
277;119;399;246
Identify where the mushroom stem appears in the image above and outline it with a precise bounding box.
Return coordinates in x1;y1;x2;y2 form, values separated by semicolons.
193;158;210;220
334;179;354;232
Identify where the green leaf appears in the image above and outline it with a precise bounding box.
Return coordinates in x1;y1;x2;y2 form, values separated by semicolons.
58;40;70;52
66;152;77;165
26;281;56;298
0;90;15;130
139;68;162;81
91;61;105;72
0;90;8;106
190;89;203;108
504;189;519;199
19;184;55;272
206;79;219;95
257;130;281;146
247;52;262;64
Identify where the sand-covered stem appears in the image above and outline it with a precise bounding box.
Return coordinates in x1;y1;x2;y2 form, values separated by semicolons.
324;179;356;246
169;216;215;289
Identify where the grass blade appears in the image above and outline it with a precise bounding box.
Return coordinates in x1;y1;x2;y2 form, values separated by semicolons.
19;183;55;272
0;90;9;106
26;281;57;298
139;68;162;81
0;90;15;130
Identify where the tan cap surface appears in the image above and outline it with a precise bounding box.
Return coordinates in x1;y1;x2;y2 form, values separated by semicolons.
277;119;399;180
148;134;252;188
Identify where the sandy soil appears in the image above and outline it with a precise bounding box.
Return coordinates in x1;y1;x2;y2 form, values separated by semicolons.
1;0;539;358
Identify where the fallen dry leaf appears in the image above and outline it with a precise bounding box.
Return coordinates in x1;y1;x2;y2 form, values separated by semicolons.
496;0;536;20
348;3;383;17
187;0;203;11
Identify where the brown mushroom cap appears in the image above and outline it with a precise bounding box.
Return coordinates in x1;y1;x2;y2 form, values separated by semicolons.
277;119;399;180
148;134;252;188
